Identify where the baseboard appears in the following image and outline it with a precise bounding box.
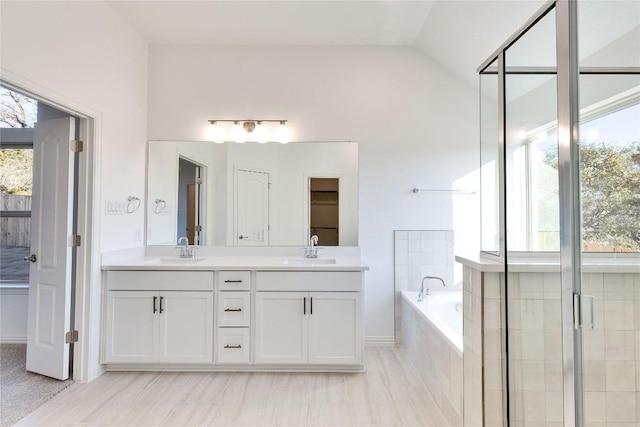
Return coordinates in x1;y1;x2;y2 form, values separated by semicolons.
0;337;27;344
364;336;396;347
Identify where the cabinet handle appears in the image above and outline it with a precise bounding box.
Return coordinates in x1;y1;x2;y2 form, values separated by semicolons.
310;297;313;315
224;344;242;349
303;297;306;315
224;280;243;283
224;308;242;312
159;296;164;314
153;296;157;313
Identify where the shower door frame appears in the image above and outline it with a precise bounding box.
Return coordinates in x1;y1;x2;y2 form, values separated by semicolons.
478;0;584;424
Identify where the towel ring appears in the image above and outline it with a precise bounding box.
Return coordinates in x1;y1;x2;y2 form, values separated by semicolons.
126;196;141;213
154;198;166;214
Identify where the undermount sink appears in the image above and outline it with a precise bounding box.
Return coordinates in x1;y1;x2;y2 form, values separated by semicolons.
145;257;206;264
283;258;337;265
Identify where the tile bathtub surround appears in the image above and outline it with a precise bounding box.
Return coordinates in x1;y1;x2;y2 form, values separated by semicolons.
394;230;456;343
400;295;463;427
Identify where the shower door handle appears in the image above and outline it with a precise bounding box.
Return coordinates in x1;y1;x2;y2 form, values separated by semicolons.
574;293;595;330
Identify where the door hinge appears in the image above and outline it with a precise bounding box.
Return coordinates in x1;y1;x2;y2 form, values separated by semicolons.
195;225;202;232
65;330;79;343
71;140;84;153
69;235;82;247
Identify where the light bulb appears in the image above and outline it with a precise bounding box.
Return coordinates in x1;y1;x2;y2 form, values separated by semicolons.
208;121;224;143
255;121;268;144
277;121;290;144
231;121;245;143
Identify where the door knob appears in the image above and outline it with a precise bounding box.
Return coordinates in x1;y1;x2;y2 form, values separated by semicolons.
24;254;37;263
238;235;246;240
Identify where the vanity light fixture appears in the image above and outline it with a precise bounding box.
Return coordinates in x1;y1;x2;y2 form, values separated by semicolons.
208;119;289;144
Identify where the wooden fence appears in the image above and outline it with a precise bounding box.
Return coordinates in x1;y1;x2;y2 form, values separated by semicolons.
1;194;31;247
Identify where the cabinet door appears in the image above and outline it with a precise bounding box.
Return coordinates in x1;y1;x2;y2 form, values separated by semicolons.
158;291;213;364
308;292;362;365
104;291;158;363
255;292;308;364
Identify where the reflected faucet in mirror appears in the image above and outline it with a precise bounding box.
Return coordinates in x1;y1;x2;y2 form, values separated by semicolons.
176;236;196;258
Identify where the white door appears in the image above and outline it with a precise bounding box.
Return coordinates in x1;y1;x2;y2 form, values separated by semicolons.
104;291;158;364
255;292;308;364
308;292;362;365
159;291;213;364
26;117;76;380
235;169;269;246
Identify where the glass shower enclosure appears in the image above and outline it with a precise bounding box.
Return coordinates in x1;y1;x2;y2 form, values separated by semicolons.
479;0;639;425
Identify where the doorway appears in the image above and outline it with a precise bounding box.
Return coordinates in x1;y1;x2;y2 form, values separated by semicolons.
0;81;93;383
234;168;269;246
309;177;339;246
177;157;204;245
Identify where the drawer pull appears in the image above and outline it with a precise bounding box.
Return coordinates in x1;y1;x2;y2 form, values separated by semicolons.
153;296;157;314
224;344;242;349
224;308;242;312
159;296;164;314
224;280;243;283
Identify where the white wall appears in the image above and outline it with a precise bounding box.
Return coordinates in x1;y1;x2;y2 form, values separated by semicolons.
148;46;480;341
1;1;148;379
0;1;148;252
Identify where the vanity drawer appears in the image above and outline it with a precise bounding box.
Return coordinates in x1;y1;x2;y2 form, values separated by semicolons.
106;271;214;291
217;328;250;364
217;291;251;327
218;271;251;291
255;271;362;291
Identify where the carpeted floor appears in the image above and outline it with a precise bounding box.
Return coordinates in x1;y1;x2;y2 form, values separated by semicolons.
0;344;73;427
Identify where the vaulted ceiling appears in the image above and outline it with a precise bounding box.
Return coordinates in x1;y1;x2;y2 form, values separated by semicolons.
106;1;636;89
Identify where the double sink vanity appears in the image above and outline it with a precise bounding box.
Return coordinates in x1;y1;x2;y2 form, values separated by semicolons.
101;248;368;372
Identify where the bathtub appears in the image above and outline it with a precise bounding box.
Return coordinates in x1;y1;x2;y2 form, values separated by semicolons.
400;290;464;426
401;290;463;353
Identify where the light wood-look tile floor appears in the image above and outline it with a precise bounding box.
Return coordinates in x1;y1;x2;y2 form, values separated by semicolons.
15;347;450;427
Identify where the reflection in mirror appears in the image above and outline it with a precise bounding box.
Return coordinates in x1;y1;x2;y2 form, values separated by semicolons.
146;141;358;247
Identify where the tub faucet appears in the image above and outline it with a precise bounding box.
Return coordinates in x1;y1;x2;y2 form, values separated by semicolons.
176;236;195;258
418;276;446;302
304;235;319;258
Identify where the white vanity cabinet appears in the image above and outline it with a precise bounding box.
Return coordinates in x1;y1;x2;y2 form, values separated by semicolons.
103;271;214;365
254;272;363;366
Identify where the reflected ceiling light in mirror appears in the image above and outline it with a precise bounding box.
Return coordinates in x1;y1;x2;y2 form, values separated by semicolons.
207;119;289;143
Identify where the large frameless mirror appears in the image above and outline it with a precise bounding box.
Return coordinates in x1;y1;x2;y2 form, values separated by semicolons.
146;141;359;247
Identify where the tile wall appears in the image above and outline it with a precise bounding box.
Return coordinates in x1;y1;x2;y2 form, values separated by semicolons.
463;266;640;426
509;272;640;426
462;266;504;427
394;230;456;343
401;295;463;426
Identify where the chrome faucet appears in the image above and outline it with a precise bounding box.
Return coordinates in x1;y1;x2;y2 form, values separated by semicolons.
304;235;319;258
176;236;195;258
418;276;446;302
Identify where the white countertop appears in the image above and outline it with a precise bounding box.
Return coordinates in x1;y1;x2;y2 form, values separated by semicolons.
102;255;369;272
456;252;639;273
